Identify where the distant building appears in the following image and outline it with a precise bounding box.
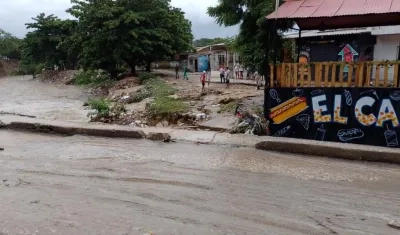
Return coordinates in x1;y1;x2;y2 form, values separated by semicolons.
187;43;240;72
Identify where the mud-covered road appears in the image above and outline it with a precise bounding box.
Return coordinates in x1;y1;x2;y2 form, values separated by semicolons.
1;130;400;234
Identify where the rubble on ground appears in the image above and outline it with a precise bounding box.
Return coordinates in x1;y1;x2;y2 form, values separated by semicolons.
38;70;78;84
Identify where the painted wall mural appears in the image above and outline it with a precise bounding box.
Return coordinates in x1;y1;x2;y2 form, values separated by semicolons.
338;42;359;73
198;55;209;72
265;88;400;148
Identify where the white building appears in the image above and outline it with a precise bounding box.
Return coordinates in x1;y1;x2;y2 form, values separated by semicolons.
187;43;240;72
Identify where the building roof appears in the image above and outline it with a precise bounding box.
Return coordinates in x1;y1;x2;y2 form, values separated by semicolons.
283;25;400;38
267;0;400;30
267;0;400;19
283;27;371;39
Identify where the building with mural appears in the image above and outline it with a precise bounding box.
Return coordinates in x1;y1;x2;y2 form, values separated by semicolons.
264;0;400;149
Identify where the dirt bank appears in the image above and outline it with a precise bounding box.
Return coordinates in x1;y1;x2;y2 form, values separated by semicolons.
0;60;18;76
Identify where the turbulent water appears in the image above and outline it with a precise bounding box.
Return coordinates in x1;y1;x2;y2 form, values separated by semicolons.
0;130;399;234
0;76;400;234
0;76;88;121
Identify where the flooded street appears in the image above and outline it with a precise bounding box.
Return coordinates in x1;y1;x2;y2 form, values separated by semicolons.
0;76;88;121
1;76;400;234
1;130;400;235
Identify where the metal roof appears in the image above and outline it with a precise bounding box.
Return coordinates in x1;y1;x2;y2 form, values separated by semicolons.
267;0;400;19
283;27;371;38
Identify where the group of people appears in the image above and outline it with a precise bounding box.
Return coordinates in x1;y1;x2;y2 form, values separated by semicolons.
173;62;263;92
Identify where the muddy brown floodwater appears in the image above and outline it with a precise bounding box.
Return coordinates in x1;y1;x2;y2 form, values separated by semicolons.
0;76;88;121
1;130;400;235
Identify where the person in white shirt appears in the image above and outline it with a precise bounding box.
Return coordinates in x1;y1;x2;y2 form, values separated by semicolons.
225;67;231;89
219;66;225;83
239;64;244;79
234;61;239;79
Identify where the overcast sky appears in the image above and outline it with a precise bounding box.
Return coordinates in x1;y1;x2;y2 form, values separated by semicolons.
0;0;239;39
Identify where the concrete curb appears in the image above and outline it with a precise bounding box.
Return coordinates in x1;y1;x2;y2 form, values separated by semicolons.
255;138;400;164
2;121;146;139
2;115;400;164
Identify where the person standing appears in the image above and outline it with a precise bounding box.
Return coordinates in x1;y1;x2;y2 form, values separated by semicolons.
183;65;188;80
175;63;179;79
219;66;225;83
225;66;231;89
234;61;239;79
200;71;206;92
239;64;244;79
155;62;159;70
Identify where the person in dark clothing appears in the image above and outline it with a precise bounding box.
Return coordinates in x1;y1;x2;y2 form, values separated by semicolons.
175;64;180;79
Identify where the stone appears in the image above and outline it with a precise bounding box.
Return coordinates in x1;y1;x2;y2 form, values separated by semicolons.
388;220;400;230
83;102;89;106
162;120;169;127
146;132;171;142
156;122;163;128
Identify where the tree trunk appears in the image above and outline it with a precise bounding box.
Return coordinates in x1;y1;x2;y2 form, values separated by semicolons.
129;63;136;76
145;61;151;72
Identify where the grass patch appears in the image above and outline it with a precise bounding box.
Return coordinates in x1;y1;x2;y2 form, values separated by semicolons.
144;78;175;97
129;78;175;103
218;101;238;113
148;97;188;117
129;88;151;103
74;70;112;87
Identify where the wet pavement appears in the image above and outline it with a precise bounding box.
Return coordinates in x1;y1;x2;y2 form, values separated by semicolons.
1;130;400;234
0;76;88;121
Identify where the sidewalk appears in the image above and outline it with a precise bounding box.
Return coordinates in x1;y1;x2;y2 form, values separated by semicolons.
1;114;400;164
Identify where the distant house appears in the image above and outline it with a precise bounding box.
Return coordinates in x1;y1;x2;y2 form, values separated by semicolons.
187;43;240;72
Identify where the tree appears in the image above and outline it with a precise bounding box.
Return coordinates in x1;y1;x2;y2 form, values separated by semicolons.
68;0;193;77
208;0;290;75
21;13;78;70
0;29;22;59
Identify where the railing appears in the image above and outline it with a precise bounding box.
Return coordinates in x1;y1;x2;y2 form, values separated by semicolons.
269;61;400;88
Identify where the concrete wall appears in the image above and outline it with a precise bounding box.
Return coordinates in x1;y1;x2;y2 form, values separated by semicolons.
373;34;400;80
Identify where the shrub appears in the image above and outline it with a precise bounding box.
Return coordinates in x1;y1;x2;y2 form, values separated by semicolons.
138;72;155;83
218;101;238;113
74;70;110;86
87;98;110;117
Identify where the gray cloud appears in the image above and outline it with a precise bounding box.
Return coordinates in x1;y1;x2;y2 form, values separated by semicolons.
0;0;238;39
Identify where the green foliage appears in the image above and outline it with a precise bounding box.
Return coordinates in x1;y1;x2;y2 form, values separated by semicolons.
87;98;110;117
207;0;291;75
0;29;22;59
138;72;156;83
148;97;188;117
21;14;78;70
74;70;110;86
67;0;193;77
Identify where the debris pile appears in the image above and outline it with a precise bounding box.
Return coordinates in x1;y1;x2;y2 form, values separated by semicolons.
229;103;269;135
